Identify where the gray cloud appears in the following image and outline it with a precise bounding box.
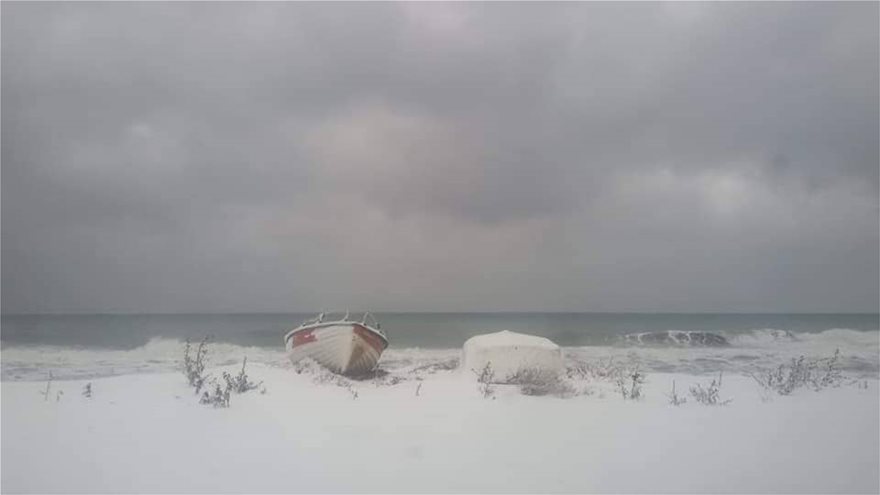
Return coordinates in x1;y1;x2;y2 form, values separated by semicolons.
2;2;877;313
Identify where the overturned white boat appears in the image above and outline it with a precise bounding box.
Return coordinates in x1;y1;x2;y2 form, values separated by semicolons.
462;330;563;383
284;312;389;376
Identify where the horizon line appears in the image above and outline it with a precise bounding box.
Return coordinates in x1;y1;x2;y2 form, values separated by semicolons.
2;310;879;317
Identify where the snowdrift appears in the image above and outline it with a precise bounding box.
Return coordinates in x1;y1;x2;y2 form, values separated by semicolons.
461;330;564;383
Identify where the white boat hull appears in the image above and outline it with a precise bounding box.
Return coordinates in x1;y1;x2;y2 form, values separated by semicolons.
284;323;388;375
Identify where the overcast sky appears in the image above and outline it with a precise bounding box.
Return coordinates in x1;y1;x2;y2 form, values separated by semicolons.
2;2;878;314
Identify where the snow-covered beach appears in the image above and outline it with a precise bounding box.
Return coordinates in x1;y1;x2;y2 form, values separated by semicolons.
3;347;878;494
4;1;879;492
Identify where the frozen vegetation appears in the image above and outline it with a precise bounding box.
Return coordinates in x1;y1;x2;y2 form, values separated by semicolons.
1;338;878;494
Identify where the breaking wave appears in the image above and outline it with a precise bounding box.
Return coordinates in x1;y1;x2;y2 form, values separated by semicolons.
591;328;878;376
727;328;798;345
0;337;287;382
622;331;731;347
621;328;877;349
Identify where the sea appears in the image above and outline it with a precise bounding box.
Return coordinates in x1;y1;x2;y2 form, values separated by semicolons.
2;312;878;381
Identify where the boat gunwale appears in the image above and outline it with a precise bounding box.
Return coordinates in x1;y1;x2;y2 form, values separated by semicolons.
283;321;389;350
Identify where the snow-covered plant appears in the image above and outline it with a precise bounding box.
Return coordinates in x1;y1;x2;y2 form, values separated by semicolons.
817;349;843;388
567;357;624;382
616;367;645;400
371;372;407;388
223;357;260;394
690;372;731;406
41;372;53;401
293;358;323;375
294;359;360;398
667;380;686;406
749;349;845;396
182;337;265;407
473;362;496;399
200;380;231;408
411;359;459;375
568;357;648;402
336;380;359;399
310;366;347;386
183;336;210;394
508;367;576;398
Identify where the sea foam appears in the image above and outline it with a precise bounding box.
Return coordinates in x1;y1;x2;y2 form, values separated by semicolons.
2;329;877;381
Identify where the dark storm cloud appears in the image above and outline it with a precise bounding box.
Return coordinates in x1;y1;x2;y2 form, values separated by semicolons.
2;2;877;313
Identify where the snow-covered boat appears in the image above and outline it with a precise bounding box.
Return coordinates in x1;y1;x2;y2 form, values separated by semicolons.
283;312;389;375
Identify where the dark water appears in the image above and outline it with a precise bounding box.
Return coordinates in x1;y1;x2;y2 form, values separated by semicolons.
2;312;877;349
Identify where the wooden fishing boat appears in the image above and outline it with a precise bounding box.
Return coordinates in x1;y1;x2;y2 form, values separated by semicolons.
283;312;389;375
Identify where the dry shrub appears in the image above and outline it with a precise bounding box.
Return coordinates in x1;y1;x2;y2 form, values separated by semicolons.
473;362;496;399
667;380;686;406
615;368;645;401
293;358;360;399
749;349;845;396
224;357;260;394
411;359;459;375
508;367;576;398
689;372;731;406
567;357;648;400
183;337;264;407
183;336;210;394
567;357;623;382
200;381;231;408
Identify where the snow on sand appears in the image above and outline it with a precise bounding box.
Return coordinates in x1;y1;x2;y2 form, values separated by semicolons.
2;363;878;494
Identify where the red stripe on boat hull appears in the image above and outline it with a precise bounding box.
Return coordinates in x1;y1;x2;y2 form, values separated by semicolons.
353;324;387;354
290;329;317;348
